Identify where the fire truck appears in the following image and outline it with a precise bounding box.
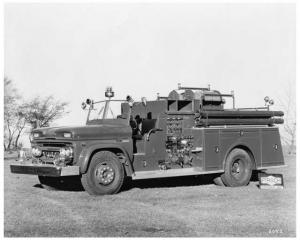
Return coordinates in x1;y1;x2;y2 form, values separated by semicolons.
10;84;285;195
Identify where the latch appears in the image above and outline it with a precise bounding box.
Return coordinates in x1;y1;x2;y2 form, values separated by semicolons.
215;146;220;153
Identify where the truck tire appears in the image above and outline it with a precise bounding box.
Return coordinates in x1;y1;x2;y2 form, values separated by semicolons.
38;176;61;190
213;176;225;186
220;148;253;187
81;151;125;195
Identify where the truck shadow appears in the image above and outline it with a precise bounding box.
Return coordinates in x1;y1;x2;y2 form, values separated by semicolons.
34;183;85;191
122;175;216;191
122;170;260;191
33;176;84;192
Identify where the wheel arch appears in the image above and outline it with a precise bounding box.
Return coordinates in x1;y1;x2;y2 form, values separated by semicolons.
222;144;256;170
80;144;133;176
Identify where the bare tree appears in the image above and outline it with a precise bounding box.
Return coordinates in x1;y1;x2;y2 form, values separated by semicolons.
13;111;27;149
4;77;20;151
4;77;69;151
277;81;296;155
22;95;69;128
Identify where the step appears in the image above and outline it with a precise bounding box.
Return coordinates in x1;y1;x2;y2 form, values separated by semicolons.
133;153;145;156
132;167;224;180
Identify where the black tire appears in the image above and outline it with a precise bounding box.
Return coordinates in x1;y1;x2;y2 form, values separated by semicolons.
220;148;253;187
38;176;61;190
81;151;125;195
213;176;226;186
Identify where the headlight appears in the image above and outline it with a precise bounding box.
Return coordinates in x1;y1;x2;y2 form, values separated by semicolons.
180;139;188;145
32;147;42;157
33;132;40;138
63;132;72;138
60;147;73;158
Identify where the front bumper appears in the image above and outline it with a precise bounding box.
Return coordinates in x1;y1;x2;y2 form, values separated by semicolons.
10;161;80;177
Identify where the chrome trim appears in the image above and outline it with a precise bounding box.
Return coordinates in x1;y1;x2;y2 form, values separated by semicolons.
132;167;224;180
257;164;287;170
10;161;79;176
191;147;203;153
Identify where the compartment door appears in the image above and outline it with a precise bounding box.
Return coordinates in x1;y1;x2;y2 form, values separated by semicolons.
204;130;221;171
261;128;284;167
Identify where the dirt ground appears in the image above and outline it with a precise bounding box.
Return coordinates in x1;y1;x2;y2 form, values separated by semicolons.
4;153;296;237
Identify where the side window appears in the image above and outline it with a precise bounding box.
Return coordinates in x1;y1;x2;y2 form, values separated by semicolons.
147;112;152;119
141;119;157;134
130;115;143;136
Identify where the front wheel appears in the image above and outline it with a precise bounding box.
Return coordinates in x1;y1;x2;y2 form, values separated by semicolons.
81;151;125;195
219;148;253;187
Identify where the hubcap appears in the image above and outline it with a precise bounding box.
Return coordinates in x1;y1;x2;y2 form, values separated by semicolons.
95;163;115;185
232;162;240;174
231;159;243;179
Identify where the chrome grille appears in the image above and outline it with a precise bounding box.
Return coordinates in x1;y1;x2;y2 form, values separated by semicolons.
43;151;60;159
41;151;60;164
39;142;69;148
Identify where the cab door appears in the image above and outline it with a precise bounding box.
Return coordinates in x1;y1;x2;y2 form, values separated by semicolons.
143;116;166;168
131;115;167;171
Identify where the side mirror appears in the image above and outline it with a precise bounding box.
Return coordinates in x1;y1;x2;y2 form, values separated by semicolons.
126;95;134;107
141;97;147;107
86;98;92;105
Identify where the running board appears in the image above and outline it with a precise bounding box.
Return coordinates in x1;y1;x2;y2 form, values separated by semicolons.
133;153;145;156
256;164;287;170
131;167;224;180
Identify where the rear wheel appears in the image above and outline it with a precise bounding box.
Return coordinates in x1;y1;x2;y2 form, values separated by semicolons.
219;148;253;187
213;176;225;186
81;151;125;195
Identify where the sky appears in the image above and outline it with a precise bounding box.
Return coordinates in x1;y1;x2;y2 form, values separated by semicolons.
4;3;296;130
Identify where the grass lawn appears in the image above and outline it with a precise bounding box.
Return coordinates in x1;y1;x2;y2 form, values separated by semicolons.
4;153;296;237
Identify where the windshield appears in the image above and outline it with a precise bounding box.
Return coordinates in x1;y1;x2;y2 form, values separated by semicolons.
88;100;127;121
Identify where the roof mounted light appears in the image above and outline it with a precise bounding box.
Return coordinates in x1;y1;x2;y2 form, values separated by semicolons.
105;87;114;98
264;96;274;110
264;96;274;105
264;96;270;103
81;102;87;109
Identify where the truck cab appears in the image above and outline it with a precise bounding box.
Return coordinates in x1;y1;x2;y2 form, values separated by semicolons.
10;85;285;195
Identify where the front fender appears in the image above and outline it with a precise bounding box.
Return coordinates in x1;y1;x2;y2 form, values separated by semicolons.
79;143;133;176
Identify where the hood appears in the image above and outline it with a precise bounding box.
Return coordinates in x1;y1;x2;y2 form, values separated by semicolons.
32;124;132;140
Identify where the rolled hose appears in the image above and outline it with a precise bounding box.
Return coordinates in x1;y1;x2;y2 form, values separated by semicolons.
198;110;284;119
196;118;284;126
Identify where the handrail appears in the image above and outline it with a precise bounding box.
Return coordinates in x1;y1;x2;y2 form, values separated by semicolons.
146;128;163;141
